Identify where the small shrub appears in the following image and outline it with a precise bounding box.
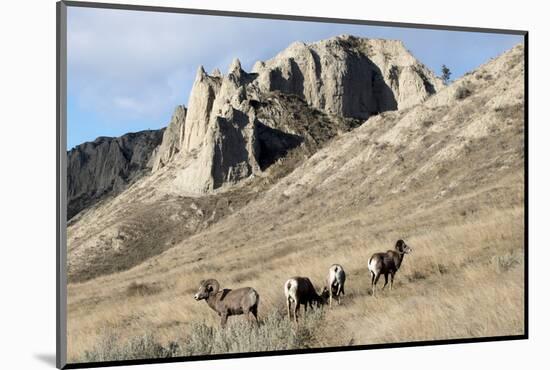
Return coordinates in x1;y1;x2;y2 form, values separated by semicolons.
126;281;162;297
437;264;449;274
407;270;427;282
80;331;177;363
181;310;324;356
454;86;472;100
422;120;434;128
78;310;326;362
492;252;521;273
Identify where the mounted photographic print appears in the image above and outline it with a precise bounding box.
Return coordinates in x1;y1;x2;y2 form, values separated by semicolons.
56;1;528;368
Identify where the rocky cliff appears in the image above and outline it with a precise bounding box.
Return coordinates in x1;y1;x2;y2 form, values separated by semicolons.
67;129;164;219
253;35;442;118
150;35;442;194
151;105;187;171
68;35;445;218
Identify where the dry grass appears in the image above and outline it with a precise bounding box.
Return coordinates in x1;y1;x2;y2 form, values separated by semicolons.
66;205;524;363
76;309;325;362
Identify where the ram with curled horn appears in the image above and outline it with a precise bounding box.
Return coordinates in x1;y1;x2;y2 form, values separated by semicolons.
193;278;260;327
368;239;413;296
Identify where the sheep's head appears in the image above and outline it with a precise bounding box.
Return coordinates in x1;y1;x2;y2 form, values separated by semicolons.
320;287;330;302
193;279;220;301
396;239;412;254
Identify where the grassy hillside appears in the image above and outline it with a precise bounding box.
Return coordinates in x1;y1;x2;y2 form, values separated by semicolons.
66;44;525;362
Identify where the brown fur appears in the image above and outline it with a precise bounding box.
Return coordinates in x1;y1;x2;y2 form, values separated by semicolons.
194;279;260;327
368;240;412;296
285;276;328;322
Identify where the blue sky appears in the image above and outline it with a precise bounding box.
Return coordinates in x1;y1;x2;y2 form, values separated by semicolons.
67;7;523;149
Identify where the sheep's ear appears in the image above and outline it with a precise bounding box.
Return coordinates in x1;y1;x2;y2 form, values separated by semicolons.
207;285;214;292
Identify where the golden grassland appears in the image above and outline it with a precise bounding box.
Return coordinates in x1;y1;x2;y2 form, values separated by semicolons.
67;200;524;362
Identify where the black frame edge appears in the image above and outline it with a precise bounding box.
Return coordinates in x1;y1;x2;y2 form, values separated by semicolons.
523;32;529;339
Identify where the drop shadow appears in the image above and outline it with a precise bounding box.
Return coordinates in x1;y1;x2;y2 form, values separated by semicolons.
33;353;56;367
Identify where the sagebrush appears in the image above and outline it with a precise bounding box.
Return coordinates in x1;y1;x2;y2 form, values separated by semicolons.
76;310;325;362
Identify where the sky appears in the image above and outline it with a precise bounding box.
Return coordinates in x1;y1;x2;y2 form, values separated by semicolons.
67;7;523;149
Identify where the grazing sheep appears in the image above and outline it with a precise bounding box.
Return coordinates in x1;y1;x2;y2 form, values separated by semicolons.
324;264;346;307
368;239;413;296
193;279;259;328
284;277;328;323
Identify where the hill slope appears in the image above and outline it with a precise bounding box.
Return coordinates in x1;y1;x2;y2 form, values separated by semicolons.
67;35;443;282
67;92;360;282
66;43;524;361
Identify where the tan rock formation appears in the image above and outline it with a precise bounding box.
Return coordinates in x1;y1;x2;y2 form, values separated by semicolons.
252;35;443;118
153;35;444;194
182;65;222;152
152;105;187;171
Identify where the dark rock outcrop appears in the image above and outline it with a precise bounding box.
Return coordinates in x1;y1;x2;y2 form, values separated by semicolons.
67;129;164;219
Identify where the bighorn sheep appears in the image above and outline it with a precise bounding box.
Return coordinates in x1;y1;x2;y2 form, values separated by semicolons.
193;279;260;328
324;264;346;307
284;277;328;323
368;239;412;296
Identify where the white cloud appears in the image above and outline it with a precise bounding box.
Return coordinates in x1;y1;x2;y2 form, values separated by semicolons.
67;7;312;123
67;6;523;139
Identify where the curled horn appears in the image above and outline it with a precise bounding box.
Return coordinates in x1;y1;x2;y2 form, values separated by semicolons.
202;279;220;295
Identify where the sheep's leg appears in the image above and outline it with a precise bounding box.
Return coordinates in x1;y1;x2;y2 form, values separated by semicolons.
287;298;292;321
336;285;342;305
221;313;228;328
390;272;395;290
373;273;381;297
382;273;389;290
294;304;299;323
329;290;333;308
251;305;259;323
248;305;259;326
244;308;252;323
